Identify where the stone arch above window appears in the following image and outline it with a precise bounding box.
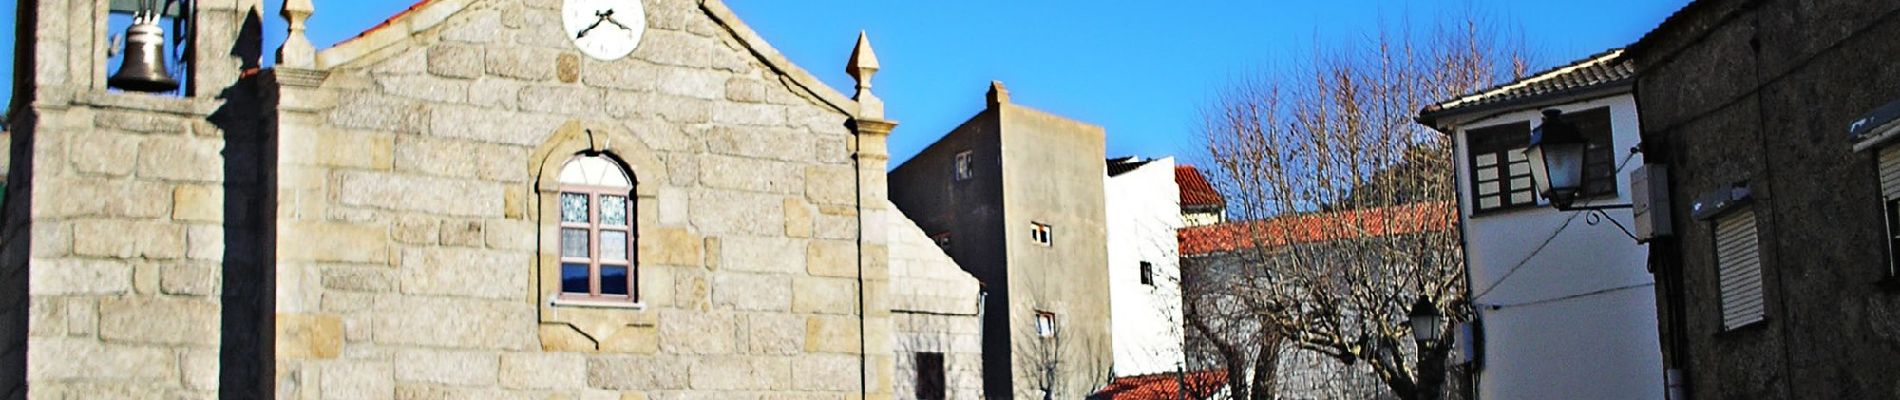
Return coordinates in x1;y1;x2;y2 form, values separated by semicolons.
528;121;669;350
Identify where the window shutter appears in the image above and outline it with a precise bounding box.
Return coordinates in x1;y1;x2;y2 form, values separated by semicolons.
1880;147;1900;199
1715;209;1765;330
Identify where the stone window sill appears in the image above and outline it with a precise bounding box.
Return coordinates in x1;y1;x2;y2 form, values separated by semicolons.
548;297;647;311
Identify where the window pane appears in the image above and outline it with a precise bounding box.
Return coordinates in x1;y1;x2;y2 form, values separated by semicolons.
561;228;589;258
601;230;629;261
600;195;629;227
601;266;630;296
561;263;590;294
560;193;590;223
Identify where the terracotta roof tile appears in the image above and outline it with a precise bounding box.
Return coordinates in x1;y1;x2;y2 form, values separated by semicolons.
1419;48;1633;123
1179;202;1455;256
1176;166;1224;209
1092;370;1228;400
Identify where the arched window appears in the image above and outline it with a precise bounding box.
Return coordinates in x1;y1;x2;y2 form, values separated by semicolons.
557;155;637;301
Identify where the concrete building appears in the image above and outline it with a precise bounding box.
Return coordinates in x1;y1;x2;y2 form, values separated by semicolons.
889;82;1114;399
1416;49;1666;399
1627;1;1900;398
0;0;984;398
1103;156;1185;377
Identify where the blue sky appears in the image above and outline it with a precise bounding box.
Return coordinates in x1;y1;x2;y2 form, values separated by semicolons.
2;0;1688;166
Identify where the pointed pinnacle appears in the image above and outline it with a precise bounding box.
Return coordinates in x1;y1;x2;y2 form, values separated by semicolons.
847;31;880;80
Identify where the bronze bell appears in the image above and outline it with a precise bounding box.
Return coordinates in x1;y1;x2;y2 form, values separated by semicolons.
108;15;180;93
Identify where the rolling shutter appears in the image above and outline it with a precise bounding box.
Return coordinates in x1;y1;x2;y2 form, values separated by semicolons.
1715;209;1764;330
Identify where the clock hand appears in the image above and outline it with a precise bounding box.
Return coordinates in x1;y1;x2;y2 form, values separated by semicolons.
575;10;612;39
602;13;632;31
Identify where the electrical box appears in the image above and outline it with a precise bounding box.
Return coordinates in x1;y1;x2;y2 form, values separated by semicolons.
1631;164;1672;241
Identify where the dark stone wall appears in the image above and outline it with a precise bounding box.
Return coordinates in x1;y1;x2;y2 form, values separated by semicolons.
887;107;1009;397
1634;1;1900;398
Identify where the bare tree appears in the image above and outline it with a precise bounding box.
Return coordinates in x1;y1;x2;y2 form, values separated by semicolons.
1196;17;1524;400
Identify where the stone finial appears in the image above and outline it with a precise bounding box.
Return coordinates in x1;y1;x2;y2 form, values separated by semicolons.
847;31;885;120
278;0;316;68
987;80;1009;107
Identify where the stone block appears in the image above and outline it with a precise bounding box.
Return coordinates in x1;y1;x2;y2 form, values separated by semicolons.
322;266;397;292
393;215;440;245
338;170;506;217
688;356;788;391
399;247;530;300
636;227;700;267
99;297;219;346
442;10;502;43
428;43;484;78
581;59;658;91
519;85;603;115
95;110;190;134
160;262;220;296
36;177;170;219
280;220;390;264
73;219;186;259
322;361;395;400
172;184;222;222
485;218;537;250
703;126;814;162
288;129;396;170
69;131;140;176
439;219;484;247
711;272;790;312
557;53;581;83
329;93;430;133
377;74;469;103
805;315;862;354
784;198;812;238
26;338;177;381
719;236;803;274
791;354;859;391
710;103;787;126
635;29;745;72
469;78;523;109
805;165;856;206
500;352;585;390
793;276;858;315
26;298;66;337
725;78;767;103
806;240;857;278
395;135;530;183
699;155;803;194
181;349;220;391
428;105;564;146
540;323;598;352
395;349;499;386
485;47;558;81
672;267;709;311
586;355;688;390
654;67;727;100
138;135;225;182
605;92;712;124
745;313;805;355
372;297;537;350
30;257;132;295
658;310;735;354
599;325;659;354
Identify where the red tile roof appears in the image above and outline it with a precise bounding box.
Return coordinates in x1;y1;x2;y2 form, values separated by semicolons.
1176;166;1224;209
1179;202;1455;256
1093;370;1228;400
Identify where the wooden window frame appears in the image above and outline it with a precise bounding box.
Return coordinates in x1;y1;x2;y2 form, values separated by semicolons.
1030;222;1053;247
1466;122;1537;214
558;183;638;303
1034;311;1058;338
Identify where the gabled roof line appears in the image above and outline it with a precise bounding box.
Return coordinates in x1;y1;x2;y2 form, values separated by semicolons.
1427;49;1625;114
311;0;859;118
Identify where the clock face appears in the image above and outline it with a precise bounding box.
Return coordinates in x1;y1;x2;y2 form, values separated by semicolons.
563;0;645;61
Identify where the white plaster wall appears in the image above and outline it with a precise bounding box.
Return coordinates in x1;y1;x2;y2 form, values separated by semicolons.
1104;157;1187;376
1451;94;1665;399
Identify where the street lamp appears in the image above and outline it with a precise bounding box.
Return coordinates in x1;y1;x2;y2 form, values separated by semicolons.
1527;109;1632;211
1407;297;1444;400
1408;297;1442;345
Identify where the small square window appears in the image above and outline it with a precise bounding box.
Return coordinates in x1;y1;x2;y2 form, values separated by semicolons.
931;232;953;250
1034;311;1057;338
1030;222;1052;246
955;151;975;181
1139;261;1154;286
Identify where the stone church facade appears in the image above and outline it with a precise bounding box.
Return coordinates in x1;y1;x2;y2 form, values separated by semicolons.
1;0;983;398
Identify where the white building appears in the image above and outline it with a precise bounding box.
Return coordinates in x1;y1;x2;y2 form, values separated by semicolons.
1418;49;1665;399
1104;156;1188;377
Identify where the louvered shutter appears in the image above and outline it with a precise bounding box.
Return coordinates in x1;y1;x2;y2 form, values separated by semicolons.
1880;148;1900;199
1715;209;1764;330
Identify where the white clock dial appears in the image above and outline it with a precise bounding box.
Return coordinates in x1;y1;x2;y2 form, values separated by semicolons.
563;0;645;61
